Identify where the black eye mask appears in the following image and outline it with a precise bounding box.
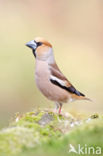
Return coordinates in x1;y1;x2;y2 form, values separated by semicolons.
36;42;42;47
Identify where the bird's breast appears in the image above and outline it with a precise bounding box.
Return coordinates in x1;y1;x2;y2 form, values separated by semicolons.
35;60;70;102
35;60;50;89
35;61;50;80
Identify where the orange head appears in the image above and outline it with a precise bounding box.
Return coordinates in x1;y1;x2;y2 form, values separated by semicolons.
26;37;54;62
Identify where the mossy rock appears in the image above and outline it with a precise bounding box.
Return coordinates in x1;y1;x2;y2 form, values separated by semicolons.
0;110;103;156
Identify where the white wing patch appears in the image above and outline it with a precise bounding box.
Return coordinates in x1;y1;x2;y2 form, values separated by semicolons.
50;75;66;87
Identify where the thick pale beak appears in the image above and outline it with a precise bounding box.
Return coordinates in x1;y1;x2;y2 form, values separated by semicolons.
26;40;37;50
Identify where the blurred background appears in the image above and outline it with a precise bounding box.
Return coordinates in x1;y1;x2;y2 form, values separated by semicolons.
0;0;103;127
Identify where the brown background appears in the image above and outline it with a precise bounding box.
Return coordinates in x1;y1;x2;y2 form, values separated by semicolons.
0;0;103;126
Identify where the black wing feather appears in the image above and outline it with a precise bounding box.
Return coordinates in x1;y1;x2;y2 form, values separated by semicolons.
50;79;85;97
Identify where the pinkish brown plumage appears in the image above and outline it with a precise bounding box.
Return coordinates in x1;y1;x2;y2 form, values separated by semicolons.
26;37;90;114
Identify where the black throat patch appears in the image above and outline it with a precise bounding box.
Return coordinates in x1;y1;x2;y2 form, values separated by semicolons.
32;50;36;57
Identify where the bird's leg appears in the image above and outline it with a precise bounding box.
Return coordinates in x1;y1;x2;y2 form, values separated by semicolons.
53;102;59;113
58;103;63;114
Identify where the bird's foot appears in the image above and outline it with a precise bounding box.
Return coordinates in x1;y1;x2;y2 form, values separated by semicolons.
58;107;63;115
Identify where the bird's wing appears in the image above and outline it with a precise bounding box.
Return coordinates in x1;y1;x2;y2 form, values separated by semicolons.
49;63;85;97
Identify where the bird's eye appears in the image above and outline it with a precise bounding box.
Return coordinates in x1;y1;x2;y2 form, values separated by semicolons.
37;42;42;47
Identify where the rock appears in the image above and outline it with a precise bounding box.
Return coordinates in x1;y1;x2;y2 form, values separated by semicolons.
38;113;53;126
0;110;103;156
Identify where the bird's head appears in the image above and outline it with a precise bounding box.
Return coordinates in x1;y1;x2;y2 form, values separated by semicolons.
26;37;54;63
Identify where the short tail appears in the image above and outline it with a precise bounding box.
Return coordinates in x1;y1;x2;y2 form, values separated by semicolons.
82;97;92;102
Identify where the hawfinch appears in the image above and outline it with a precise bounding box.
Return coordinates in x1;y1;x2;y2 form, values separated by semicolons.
26;37;90;114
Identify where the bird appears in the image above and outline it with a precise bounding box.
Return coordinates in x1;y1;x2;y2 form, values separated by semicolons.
26;37;90;114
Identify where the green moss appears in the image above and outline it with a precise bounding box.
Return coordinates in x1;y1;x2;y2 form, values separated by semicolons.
0;127;38;155
18;111;45;123
0;111;103;156
0;110;66;155
19;118;103;156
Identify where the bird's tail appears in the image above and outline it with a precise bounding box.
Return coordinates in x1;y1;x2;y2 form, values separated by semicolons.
81;96;92;102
